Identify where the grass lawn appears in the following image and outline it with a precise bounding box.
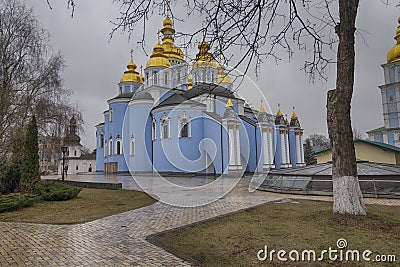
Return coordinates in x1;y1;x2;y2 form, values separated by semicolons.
0;188;156;224
152;200;400;266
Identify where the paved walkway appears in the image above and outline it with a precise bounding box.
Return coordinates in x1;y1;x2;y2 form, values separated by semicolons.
1;174;400;266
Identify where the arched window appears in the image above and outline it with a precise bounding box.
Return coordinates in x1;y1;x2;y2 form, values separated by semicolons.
202;70;206;82
179;112;191;138
130;138;135;156
177;72;181;84
115;139;121;155
164;72;168;85
153;71;158;85
152;118;157;140
104;142;107;157
109;109;113;122
109;139;113;155
146;72;149;85
74;150;77;156
211;72;215;83
160;113;170;139
181;123;189;138
100;133;104;148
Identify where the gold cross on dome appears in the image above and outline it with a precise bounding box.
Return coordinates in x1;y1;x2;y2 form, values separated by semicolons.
130;49;134;61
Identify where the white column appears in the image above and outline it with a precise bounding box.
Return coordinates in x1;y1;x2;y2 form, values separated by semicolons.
300;134;304;163
296;134;301;164
284;131;291;167
235;126;241;167
262;129;268;165
280;131;286;166
229;126;235;166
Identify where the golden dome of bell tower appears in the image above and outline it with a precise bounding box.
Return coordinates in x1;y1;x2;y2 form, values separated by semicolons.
387;17;400;63
159;0;184;64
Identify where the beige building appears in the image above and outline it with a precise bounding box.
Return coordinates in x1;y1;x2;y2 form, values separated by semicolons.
316;139;400;165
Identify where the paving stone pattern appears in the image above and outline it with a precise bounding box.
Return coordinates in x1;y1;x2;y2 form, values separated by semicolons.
2;175;400;266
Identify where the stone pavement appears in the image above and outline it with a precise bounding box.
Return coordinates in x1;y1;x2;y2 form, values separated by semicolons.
0;176;285;266
2;174;400;266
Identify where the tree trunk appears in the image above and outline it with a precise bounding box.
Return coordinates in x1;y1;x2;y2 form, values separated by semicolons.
326;0;367;215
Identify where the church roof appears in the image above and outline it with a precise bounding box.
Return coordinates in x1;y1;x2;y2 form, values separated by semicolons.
183;83;242;101
132;91;153;100
155;93;204;109
111;92;135;100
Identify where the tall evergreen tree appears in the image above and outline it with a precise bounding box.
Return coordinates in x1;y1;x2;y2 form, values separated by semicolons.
304;139;317;166
20;115;40;193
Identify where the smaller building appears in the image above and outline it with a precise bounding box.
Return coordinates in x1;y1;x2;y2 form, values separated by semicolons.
39;136;63;175
316;139;400;165
59;117;96;175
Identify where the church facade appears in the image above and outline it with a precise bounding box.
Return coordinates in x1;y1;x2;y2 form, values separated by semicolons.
368;18;400;146
95;15;305;174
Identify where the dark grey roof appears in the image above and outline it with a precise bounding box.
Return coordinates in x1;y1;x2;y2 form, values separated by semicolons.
269;161;400;178
155;93;204;109
203;111;222;123
239;115;256;126
183;83;242;101
111;92;134;100
132;91;153;100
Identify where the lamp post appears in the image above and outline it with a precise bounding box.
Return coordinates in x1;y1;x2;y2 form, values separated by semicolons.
61;144;68;182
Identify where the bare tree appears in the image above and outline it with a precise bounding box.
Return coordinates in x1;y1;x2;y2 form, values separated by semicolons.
64;0;400;215
0;0;82;160
307;134;331;148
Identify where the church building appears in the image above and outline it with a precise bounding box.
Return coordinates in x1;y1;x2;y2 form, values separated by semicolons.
95;14;305;174
368;18;400;146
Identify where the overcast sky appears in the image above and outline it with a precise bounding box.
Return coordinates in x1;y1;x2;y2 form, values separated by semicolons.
27;1;400;150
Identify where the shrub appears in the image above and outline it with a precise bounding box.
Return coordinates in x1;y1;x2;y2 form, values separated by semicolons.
35;181;82;201
0;193;39;213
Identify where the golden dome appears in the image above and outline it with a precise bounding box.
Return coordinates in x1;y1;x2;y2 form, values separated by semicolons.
387;17;400;63
188;74;192;90
291;108;298;119
226;98;233;107
120;56;143;83
193;40;217;69
160;16;185;61
146;40;171;68
276;104;283;116
218;61;232;84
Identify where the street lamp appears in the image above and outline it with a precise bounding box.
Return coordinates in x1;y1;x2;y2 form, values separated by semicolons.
61;144;68;182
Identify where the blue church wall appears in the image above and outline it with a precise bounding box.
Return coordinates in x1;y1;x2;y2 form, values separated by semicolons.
240;119;257;172
152;108;207;173
203;115;228;174
104;101;129;171
374;134;384;143
125;102;154;172
95;126;105;171
288;128;297;168
388;133;395;146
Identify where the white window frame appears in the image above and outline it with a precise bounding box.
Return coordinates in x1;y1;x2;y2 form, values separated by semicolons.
178;112;191;138
109;109;113;122
160;113;170;139
109;139;113;156
115;138;122;155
